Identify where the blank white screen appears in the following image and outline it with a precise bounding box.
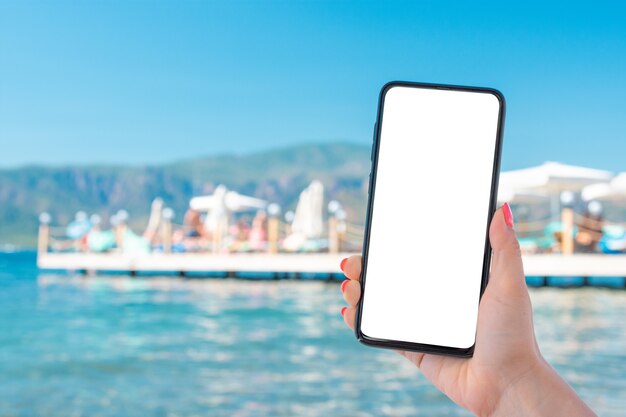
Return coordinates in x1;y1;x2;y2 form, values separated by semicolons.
360;85;501;349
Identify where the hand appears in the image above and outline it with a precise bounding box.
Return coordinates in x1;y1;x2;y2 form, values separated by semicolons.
340;205;596;417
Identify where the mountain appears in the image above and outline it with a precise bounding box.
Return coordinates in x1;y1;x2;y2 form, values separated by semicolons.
0;142;371;246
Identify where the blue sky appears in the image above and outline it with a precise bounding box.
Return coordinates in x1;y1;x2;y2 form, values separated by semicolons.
0;1;625;171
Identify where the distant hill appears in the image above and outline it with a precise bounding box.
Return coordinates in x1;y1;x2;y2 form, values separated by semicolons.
0;142;371;246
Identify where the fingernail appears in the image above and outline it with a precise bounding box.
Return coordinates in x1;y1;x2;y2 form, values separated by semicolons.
341;279;350;292
341;307;347;317
340;258;348;271
503;202;514;229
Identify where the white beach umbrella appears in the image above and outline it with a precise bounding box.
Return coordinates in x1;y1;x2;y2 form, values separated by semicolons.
582;173;626;202
290;180;324;239
499;161;612;192
499;162;613;218
190;185;267;212
189;185;267;233
496;187;549;205
143;197;164;239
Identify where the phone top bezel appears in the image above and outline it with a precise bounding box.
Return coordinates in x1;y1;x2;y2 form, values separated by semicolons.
355;80;506;357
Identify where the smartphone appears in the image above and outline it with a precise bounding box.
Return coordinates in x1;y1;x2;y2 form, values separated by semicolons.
356;81;505;357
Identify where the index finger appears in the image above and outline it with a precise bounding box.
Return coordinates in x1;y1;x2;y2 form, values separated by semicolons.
340;255;362;281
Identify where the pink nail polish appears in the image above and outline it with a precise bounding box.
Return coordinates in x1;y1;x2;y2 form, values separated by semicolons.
503;202;514;229
340;258;348;271
341;279;350;292
341;307;347;317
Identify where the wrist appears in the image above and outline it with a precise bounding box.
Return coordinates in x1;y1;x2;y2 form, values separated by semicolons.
487;357;596;417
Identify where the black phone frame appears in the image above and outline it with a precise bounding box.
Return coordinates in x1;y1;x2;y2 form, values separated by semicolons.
355;80;506;357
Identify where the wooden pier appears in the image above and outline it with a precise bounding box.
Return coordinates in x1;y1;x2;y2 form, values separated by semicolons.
37;252;350;276
36;252;626;287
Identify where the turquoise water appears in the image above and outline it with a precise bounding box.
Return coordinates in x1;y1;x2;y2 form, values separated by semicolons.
1;252;625;416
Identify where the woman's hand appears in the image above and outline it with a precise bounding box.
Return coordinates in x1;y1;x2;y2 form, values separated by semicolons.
339;205;596;417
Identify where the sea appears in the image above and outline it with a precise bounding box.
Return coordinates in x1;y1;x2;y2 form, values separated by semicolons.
1;251;625;417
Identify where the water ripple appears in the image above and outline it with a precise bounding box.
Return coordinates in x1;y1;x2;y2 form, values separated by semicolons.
0;253;624;416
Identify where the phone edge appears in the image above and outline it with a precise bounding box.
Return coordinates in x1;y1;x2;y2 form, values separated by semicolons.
354;80;506;358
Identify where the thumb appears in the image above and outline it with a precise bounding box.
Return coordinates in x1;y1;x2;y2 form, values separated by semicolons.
488;203;526;294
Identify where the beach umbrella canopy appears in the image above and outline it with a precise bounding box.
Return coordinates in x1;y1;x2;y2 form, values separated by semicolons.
496;188;549;205
190;185;267;212
499;161;613;219
499;161;612;193
190;185;268;234
582;173;626;202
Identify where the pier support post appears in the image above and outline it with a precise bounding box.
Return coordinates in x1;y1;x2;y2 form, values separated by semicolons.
37;212;51;258
268;217;279;254
328;201;346;254
161;207;175;254
38;224;49;256
115;224;126;252
561;207;574;255
329;216;339;253
162;219;172;254
267;203;281;254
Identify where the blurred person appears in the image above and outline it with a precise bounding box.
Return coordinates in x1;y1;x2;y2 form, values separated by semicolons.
66;211;92;251
229;217;252;252
183;209;208;238
575;201;604;253
229;217;251;242
248;210;268;251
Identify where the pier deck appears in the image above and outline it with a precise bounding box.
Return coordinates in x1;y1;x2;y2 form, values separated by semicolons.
38;252;349;275
37;253;626;284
